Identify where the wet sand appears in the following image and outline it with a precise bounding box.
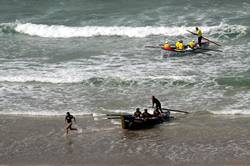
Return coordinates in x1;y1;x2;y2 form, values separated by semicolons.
1;114;250;166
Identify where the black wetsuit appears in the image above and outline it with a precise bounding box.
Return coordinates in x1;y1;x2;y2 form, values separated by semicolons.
152;98;162;112
65;115;74;123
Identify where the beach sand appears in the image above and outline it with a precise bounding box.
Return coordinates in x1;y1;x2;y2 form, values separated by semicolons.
1;114;250;166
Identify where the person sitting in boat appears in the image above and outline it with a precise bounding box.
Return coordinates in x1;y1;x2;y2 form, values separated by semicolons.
153;108;161;117
188;40;196;49
175;40;180;49
134;108;142;118
195;27;203;47
175;40;185;51
162;41;173;51
142;109;152;120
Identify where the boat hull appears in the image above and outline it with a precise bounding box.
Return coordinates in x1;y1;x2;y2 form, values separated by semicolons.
162;42;209;57
121;113;172;130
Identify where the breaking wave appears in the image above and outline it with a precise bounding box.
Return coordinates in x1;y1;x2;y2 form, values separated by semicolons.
0;75;196;87
0;22;247;38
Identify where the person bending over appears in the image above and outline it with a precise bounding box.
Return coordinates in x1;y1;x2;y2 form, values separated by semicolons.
152;96;163;113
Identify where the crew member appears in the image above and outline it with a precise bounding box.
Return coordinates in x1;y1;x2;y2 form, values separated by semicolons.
142;109;152;119
196;27;202;46
65;112;77;135
134;108;142;118
176;40;185;50
152;96;163;113
188;40;196;49
153;108;161;117
175;40;180;49
162;41;172;50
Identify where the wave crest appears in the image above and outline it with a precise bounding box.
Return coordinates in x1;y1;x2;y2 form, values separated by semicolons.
0;22;247;38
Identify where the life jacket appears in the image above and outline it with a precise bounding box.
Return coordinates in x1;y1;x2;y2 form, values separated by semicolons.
188;41;196;48
196;29;202;37
175;41;180;48
177;43;185;50
163;43;172;50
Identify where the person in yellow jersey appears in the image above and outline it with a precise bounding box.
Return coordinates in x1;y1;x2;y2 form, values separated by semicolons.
176;40;185;51
188;40;196;49
175;40;180;49
195;27;202;46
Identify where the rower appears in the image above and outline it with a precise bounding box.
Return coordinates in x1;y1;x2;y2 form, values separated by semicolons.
134;108;142;118
176;40;185;51
188;40;196;49
195;27;203;47
153;108;161;117
162;41;172;51
175;40;180;49
142;109;152;120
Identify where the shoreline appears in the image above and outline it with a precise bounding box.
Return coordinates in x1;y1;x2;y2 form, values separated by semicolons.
1;114;250;166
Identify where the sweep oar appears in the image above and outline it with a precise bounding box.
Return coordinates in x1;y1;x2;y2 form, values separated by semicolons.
162;108;189;114
107;117;121;119
187;30;222;47
106;113;122;116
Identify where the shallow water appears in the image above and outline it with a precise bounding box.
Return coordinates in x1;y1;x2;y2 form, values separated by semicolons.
1;115;250;165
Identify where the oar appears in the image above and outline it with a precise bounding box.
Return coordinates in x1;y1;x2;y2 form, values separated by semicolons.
202;36;221;47
145;45;162;48
94;116;121;121
162;108;189;114
186;30;222;47
107;117;121;119
106;113;122;116
187;30;196;35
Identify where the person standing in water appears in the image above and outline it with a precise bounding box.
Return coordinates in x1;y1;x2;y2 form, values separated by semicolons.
65;112;77;135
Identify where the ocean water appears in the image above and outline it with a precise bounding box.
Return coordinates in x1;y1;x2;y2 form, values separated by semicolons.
1;0;250;165
1;0;250;116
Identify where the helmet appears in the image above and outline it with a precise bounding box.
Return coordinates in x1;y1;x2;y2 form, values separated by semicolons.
165;40;168;43
192;40;195;42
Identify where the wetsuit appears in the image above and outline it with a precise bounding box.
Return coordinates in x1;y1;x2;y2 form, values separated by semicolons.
65;114;74;124
152;97;162;112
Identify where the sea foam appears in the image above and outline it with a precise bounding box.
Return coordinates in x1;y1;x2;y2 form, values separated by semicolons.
0;22;247;38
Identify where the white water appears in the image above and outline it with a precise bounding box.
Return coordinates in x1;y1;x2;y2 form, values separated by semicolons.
1;22;247;38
